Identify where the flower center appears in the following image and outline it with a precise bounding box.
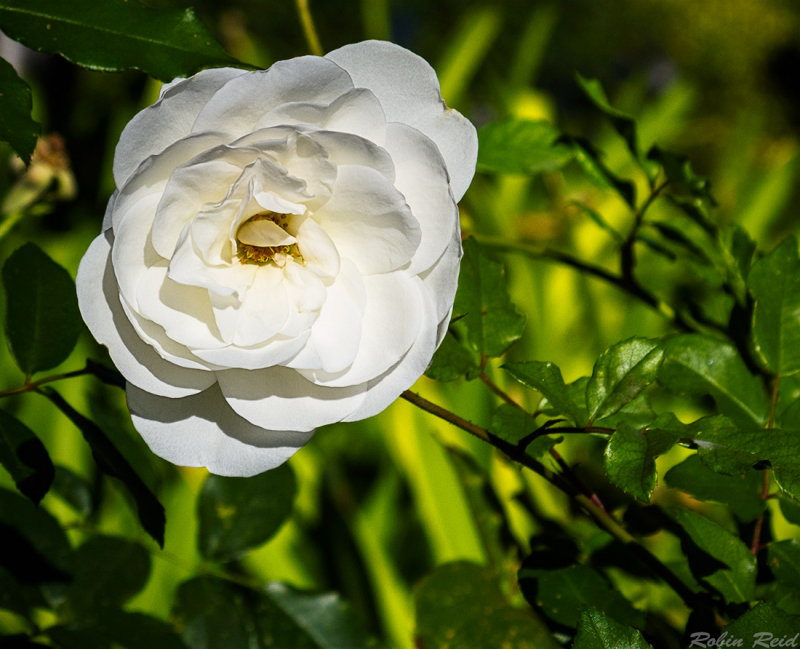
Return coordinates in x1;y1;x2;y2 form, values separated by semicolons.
236;211;304;266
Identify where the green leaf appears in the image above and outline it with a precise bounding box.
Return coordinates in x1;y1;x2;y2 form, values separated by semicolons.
2;243;82;376
647;146;715;204
0;0;240;82
197;466;296;562
664;455;765;522
41;388;165;547
768;540;800;587
424;333;480;382
265;582;385;649
575;75;649;177
748;237;800;375
587;337;664;423
477;119;572;175
671;508;756;603
659;334;769;427
48;611;188;649
603;423;678;502
504;360;586;425
780;497;800;526
414;562;557;649
64;536;150;621
51;465;95;517
534;564;644;628
725;602;800;645
454;238;526;358
690;427;800;501
573;608;653;649
173;576;382;649
489;403;536;445
0;56;39;163
560;135;636;208
0;409;54;504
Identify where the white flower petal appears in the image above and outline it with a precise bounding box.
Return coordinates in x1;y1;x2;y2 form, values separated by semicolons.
192;56;356;137
128;383;313;477
77;232;215;398
217;366;367;432
419;213;463;333
292;214;340;278
114;68;247;187
312;164;420;274
237;219;297;247
326;40;477;200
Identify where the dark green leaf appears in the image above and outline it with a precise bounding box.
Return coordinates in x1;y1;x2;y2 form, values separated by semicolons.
0;56;39;163
41;388;165;547
0;0;240;82
64;536;150;621
690;427;800;501
780;497;800;526
504;360;586;425
647;146;714;203
576;75;648;176
424;333;480;381
454;239;526;358
51;465;95;517
265;582;385;649
48;611;188;649
534;564;644;628
477;118;572;175
0;488;72;583
0;409;53;504
573;608;652;649
671;509;756;603
768;540;800;587
664;455;764;522
414;562;557;649
603;423;678;502
659;334;769;427
642;221;713;266
559;135;636;208
2;243;82;376
570;199;623;241
748;237;800;375
587;337;664;423
725;602;800;645
197;466;296;562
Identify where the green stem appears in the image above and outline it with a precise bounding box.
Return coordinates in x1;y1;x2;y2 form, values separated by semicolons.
296;0;324;56
0;210;27;242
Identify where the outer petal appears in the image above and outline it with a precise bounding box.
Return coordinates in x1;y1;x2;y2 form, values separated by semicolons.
127;383;313;477
326;40;477;201
216;366;367;432
114;68;247;187
77;231;215;398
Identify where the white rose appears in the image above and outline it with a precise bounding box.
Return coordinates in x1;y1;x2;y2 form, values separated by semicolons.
76;41;477;477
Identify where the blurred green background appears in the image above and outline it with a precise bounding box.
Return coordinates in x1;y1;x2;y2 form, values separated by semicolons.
1;0;799;647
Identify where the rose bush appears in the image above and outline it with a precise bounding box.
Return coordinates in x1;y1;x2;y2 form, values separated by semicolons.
77;40;477;476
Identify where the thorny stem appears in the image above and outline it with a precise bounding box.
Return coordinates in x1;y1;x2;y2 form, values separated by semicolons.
401;389;708;612
296;0;324;56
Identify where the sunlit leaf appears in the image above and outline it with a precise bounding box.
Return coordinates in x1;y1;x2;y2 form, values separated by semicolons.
659;334;769;427
0;0;241;81
0;409;53;504
504;360;586;425
671;508;756;604
603;423;678;502
0;56;39;163
573;608;652;649
2;243;81;376
41;388;165;547
535;565;644;628
664;455;764;522
587;337;664;423
197;466;296;562
454;238;526;358
489;403;536;445
414;562;557;649
748;236;800;375
477;119;572;175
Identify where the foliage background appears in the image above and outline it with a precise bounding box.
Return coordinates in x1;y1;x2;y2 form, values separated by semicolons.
1;0;800;647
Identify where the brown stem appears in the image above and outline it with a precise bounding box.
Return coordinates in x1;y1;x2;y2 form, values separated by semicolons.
0;366;94;399
751;374;780;555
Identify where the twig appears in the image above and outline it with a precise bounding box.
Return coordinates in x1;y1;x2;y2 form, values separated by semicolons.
296;0;324;56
